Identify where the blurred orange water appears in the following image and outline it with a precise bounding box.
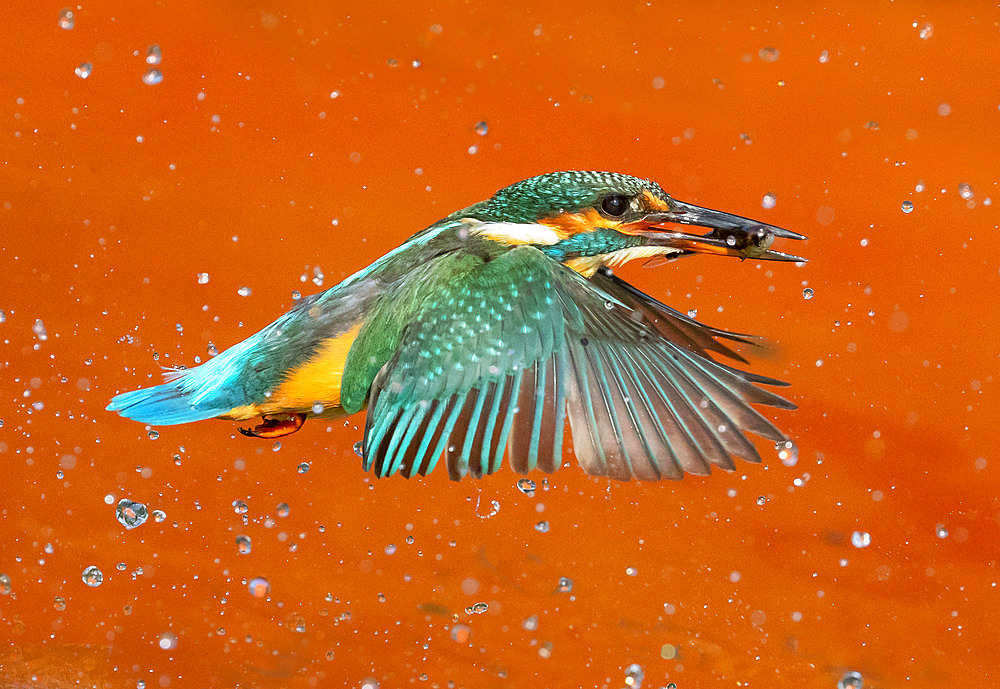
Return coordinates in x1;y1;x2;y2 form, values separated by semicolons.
2;2;998;687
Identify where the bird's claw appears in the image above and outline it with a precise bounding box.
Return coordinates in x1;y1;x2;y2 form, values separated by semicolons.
238;413;307;439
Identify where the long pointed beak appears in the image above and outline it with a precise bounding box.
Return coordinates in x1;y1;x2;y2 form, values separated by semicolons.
637;199;808;263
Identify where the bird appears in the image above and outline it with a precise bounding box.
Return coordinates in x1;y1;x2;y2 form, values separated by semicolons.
107;171;806;482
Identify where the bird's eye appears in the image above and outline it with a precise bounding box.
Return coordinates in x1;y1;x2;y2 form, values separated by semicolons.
600;194;629;217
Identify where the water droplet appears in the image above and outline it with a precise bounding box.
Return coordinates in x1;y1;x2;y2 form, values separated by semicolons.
291;290;302;300
761;193;777;209
556;576;573;593
758;46;780;62
296;462;310;473
660;643;677;659
58;8;75;30
33;319;48;340
197;272;210;284
312;402;325;415
236;535;252;554
145;44;162;65
534;520;550;533
725;234;737;246
237;286;252;297
756;495;767;505
516;478;536;495
232;499;249;515
158;631;177;650
81;565;104;587
248;576;270;598
818;50;829;63
116;499;149;529
142;69;163;86
466;601;488;614
384;544;397;555
959;183;973;200
360;678;380;689
838;670;864;689
0;573;11;595
624;663;644;688
851;531;871;548
53;596;66;611
802;288;814;300
147;429;159;440
901;200;914;214
935;524;948;539
207;342;218;356
353;440;364;457
625;566;638;577
152;509;166;523
467;144;478;155
522;614;538;631
450;622;471;643
276;502;290;517
75;62;92;79
776;440;799;466
686;309;698;318
475;121;488;136
918;23;934;40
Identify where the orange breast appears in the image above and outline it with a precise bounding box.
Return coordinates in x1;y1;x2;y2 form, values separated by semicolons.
269;323;363;414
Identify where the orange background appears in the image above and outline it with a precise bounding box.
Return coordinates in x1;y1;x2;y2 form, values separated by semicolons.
2;2;998;688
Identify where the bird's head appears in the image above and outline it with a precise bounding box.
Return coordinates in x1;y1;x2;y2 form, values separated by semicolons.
458;171;806;276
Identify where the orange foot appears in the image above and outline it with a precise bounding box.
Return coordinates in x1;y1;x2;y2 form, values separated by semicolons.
238;413;307;439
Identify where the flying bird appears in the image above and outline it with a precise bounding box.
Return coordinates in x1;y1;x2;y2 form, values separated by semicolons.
108;171;806;481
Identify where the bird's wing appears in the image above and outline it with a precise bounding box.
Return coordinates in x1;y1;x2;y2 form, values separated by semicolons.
361;245;793;481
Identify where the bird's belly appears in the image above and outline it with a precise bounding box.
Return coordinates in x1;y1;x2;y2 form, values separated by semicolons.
220;324;362;420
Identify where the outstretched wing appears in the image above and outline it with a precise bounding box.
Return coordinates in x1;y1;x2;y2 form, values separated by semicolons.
361;245;793;481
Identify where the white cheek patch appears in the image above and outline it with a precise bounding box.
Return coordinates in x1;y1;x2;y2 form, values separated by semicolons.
469;221;562;246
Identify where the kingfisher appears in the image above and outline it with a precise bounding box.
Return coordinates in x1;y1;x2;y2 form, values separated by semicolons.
108;171;806;482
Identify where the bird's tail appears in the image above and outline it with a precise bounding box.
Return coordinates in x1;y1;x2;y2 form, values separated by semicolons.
106;368;231;426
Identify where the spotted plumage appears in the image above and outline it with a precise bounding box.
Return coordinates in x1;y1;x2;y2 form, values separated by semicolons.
108;171;806;481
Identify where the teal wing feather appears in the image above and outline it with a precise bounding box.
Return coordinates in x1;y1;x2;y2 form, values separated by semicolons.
361;245;793;481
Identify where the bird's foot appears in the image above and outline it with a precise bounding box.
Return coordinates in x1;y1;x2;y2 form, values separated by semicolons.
238;413;307;439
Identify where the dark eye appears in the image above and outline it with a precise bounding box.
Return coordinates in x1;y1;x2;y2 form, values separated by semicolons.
600;194;629;217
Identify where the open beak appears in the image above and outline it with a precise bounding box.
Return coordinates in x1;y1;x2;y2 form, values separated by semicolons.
635;199;808;263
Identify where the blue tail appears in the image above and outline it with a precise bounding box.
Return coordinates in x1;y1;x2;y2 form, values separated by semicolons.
106;374;231;425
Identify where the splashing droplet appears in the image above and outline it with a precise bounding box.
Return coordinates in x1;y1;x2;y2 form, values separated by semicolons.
776;440;799;466
758;46;780;62
851;531;871;548
624;663;644;688
142;69;164;86
116;499;149;529
838;671;864;689
58;8;75;30
81;565;104;587
248;577;270;598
